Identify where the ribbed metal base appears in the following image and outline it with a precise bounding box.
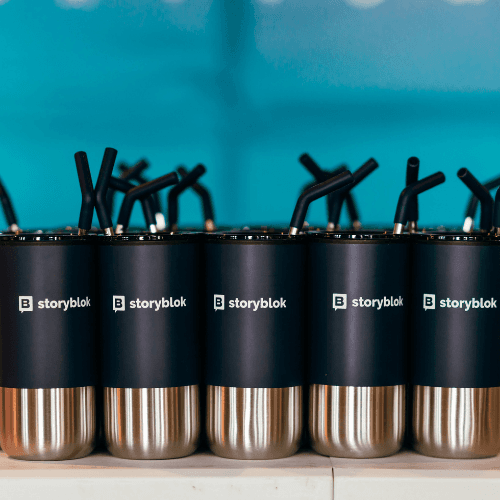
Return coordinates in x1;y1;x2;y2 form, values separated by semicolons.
206;385;302;460
412;385;500;459
104;385;200;460
0;386;96;461
309;384;405;458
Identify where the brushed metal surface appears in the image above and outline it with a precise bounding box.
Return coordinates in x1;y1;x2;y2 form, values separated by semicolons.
413;385;500;459
309;384;405;458
0;386;96;461
207;385;302;460
104;385;200;460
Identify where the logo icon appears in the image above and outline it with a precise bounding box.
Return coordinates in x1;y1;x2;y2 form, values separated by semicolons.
113;295;126;312
332;294;347;311
19;296;33;313
214;294;225;311
423;294;435;311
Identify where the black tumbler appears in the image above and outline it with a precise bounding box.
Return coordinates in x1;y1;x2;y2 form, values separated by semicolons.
205;231;306;460
411;232;500;458
99;232;201;459
0;233;97;460
307;231;409;458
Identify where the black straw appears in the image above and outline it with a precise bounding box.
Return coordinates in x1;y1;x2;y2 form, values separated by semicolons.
119;159;149;181
393;172;445;232
329;158;379;229
406;157;420;225
464;174;500;231
94;147;118;233
0;176;18;232
119;160;162;224
298;153;352;227
117;172;178;232
178;165;215;228
493;186;500;233
458;168;493;232
107;159;151;217
344;193;360;229
289;171;354;235
168;164;207;230
298;153;325;181
109;177;157;231
74;151;95;233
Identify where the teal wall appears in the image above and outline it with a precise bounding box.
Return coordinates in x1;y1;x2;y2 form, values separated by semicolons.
0;0;499;229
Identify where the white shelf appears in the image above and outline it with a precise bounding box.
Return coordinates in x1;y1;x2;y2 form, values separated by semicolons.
330;450;500;500
0;449;333;500
0;448;499;499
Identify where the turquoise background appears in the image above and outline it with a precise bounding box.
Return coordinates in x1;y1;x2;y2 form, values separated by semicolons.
0;0;499;229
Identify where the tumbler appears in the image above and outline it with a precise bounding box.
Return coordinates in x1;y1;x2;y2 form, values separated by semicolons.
99;233;201;459
0;233;97;460
411;232;500;458
205;231;306;459
308;230;409;458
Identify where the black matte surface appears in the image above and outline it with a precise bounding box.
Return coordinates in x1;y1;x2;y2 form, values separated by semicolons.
0;241;96;388
411;239;500;388
308;236;409;387
0;178;18;227
205;239;306;388
99;239;200;388
290;171;353;230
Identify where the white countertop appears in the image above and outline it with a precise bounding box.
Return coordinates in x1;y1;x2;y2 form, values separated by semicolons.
1;447;500;499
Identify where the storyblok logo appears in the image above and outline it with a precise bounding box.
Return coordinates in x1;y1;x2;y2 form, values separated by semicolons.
423;294;436;311
113;295;126;312
19;296;33;313
214;294;225;311
332;294;347;311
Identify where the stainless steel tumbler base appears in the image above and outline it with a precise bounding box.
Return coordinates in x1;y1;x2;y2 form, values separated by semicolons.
207;385;302;460
0;386;96;461
309;384;405;458
412;385;500;459
104;385;200;460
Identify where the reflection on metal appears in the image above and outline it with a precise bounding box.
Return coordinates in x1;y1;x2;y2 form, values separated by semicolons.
393;222;404;235
205;219;216;232
309;384;405;458
104;385;200;460
463;216;474;233
413;385;500;459
155;212;166;231
407;221;417;233
0;386;96;461
207;385;302;460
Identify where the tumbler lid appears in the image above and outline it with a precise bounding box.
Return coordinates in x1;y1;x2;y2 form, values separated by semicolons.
205;229;305;242
305;230;407;241
412;231;494;243
0;232;95;244
99;231;198;243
